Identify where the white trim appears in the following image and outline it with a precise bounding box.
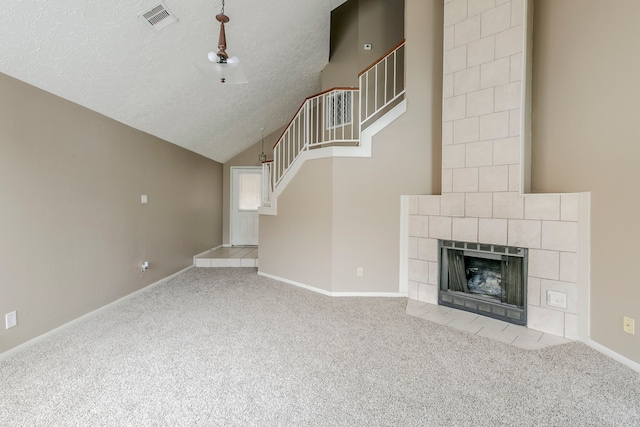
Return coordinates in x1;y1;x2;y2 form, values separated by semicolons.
331;292;407;297
399;195;409;294
581;338;640;373
258;100;408;217
257;271;407;298
578;192;591;341
0;265;194;362
359;99;407;158
520;0;533;193
258;203;276;216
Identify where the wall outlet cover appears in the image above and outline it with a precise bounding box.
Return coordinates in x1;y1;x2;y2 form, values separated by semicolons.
5;311;17;329
623;316;635;335
546;290;567;309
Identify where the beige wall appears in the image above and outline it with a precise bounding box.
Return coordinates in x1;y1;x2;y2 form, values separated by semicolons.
259;0;442;293
259;159;334;291
323;0;360;88
531;0;640;362
222;127;281;245
322;0;405;90
358;0;405;73
331;0;443;293
0;72;222;355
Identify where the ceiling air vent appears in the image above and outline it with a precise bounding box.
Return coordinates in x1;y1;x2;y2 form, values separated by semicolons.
141;3;177;31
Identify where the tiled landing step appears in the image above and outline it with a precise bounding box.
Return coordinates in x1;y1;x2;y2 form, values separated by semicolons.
195;246;258;268
407;299;570;350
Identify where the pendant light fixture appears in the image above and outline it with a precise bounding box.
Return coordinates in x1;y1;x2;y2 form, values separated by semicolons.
196;0;247;84
259;128;267;163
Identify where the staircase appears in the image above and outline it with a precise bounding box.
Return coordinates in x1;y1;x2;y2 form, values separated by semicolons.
260;41;406;215
195;42;407;270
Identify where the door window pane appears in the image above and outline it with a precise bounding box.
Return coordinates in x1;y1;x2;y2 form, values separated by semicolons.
238;173;261;211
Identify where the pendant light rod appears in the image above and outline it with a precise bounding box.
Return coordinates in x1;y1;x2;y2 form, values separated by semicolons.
216;0;229;62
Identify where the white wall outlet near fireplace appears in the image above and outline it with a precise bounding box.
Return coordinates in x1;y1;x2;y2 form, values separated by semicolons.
546;291;567;309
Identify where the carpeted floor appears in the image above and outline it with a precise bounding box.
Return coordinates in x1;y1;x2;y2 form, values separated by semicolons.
1;267;639;426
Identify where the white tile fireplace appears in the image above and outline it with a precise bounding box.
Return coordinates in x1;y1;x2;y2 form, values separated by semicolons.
401;0;590;340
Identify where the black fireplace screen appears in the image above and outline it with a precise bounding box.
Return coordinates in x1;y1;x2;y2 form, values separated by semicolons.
439;240;527;325
446;250;524;307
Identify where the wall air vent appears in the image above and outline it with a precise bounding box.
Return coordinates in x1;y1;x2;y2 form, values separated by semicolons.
141;3;177;31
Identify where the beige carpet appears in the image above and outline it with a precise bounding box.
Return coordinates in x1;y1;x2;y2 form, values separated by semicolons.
1;267;639;426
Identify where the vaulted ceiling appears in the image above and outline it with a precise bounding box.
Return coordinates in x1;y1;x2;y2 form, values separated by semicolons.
0;0;347;162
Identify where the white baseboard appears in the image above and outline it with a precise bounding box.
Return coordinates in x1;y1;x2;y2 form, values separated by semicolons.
0;265;194;362
331;292;407;297
257;271;406;298
581;338;640;373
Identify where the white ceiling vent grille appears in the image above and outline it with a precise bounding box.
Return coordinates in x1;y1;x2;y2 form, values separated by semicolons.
141;3;177;31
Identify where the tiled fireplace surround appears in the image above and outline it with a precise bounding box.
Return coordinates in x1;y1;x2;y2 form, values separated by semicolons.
403;0;590;340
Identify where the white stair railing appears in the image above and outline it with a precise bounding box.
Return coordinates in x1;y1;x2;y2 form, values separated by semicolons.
262;41;405;209
267;88;360;198
359;40;406;129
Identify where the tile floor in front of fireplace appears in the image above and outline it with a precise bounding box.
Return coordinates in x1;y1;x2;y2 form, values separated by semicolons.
407;299;571;350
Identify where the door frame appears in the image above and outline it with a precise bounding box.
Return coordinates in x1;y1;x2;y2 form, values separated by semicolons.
230;166;262;246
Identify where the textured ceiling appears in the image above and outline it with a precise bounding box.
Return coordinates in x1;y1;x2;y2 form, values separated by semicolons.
0;0;347;162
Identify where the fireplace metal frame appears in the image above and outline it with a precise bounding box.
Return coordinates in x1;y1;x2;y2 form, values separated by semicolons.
438;240;528;326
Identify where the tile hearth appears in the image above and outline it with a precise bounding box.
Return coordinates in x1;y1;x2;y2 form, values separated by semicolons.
406;299;570;350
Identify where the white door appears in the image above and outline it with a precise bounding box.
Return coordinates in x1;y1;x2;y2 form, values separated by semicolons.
231;167;261;246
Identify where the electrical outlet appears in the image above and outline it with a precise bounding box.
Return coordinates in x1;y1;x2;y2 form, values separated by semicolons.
5;311;17;329
357;267;364;277
546;290;567;309
142;261;149;272
623;316;635;335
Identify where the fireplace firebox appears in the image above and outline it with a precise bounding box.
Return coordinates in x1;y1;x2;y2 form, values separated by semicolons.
439;240;528;325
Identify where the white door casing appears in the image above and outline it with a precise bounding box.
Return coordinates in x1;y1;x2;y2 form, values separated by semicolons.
230;167;261;246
